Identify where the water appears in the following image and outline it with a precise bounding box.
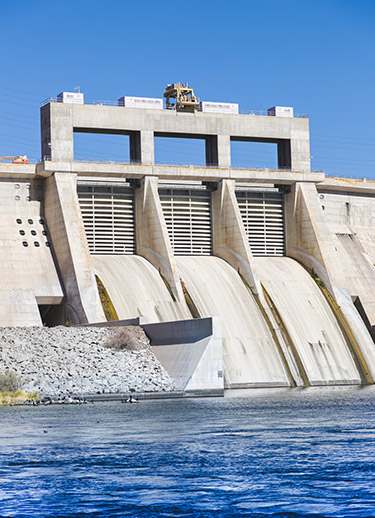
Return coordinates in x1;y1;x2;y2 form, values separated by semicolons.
1;387;375;517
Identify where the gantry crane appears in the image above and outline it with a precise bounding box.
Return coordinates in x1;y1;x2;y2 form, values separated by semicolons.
164;83;199;112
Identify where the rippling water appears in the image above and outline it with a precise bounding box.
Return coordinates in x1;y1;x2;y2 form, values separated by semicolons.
1;387;375;517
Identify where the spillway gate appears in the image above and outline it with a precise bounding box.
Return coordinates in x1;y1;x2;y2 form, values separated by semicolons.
159;187;212;255
77;184;135;254
236;190;285;256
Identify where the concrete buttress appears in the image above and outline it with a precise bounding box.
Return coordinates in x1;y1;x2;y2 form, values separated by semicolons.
44;172;105;324
212;179;262;296
135;176;186;304
285;181;375;380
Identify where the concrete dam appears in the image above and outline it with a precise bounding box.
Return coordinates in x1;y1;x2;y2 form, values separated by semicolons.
2;86;375;392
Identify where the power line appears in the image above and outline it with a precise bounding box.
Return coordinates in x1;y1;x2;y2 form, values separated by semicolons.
0;86;49;98
0;110;38;121
312;133;375;143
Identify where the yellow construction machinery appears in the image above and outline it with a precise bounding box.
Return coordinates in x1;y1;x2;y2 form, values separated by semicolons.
164;83;199;112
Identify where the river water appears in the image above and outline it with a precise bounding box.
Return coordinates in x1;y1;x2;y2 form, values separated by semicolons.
1;387;375;517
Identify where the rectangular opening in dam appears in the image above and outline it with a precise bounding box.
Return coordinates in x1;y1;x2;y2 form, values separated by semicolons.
74;133;130;163
77;184;135;254
154;136;206;167
230;141;278;170
159;187;212;255
236;190;285;256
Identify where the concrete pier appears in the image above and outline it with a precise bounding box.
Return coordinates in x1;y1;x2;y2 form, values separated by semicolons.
41;102;311;172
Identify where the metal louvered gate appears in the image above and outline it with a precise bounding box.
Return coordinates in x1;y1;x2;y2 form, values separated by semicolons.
236;190;285;256
77;184;135;254
159;188;212;255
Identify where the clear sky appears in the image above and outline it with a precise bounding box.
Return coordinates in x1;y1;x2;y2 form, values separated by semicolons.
0;0;374;178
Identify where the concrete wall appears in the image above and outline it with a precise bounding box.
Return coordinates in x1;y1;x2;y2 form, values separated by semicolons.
0;177;63;326
44;173;105;324
82;316;224;395
41;102;311;171
145;317;223;394
318;188;375;333
284;181;375;380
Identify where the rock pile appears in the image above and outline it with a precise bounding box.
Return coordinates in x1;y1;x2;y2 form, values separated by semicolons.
0;326;176;398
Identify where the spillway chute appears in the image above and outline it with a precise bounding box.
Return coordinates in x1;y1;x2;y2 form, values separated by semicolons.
93;255;191;323
254;257;362;385
176;256;291;388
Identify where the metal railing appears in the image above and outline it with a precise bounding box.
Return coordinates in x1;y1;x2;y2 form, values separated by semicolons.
324;172;374;182
40;97;308;118
38;156;324;174
40;97;119;107
239;109;308;118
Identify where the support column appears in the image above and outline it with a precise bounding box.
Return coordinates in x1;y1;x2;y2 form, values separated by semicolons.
290;123;311;172
129;131;141;163
140;130;154;164
205;135;231;168
135;176;185;302
41;103;74;162
212;179;262;296
130;131;154;164
44;173;105;324
277;140;291;170
217;135;231;168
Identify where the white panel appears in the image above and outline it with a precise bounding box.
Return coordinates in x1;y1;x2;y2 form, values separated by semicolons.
118;96;163;109
159;188;212;255
199;101;239;114
268;106;294;117
236;191;285;256
78;185;135;254
57;92;84;104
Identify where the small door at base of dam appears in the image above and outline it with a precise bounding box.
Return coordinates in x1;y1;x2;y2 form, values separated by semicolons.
77;184;135;254
159;187;212;255
236;190;285;256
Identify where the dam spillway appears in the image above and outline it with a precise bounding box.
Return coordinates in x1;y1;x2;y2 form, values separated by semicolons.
93;254;366;388
92;255;191;322
253;257;361;385
176;256;290;388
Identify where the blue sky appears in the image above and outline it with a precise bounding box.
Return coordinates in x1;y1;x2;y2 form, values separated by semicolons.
0;0;374;177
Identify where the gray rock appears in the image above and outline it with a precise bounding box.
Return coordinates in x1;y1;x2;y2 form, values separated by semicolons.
0;325;176;397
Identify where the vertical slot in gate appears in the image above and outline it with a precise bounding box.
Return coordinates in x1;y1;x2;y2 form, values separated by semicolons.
236;190;285;256
159;187;212;255
78;184;135;254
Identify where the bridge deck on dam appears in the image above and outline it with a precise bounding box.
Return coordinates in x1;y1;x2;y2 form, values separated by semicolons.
253;257;361;385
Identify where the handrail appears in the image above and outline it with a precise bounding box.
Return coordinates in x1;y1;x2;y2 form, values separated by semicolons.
40;97;308;118
38;156;323;174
